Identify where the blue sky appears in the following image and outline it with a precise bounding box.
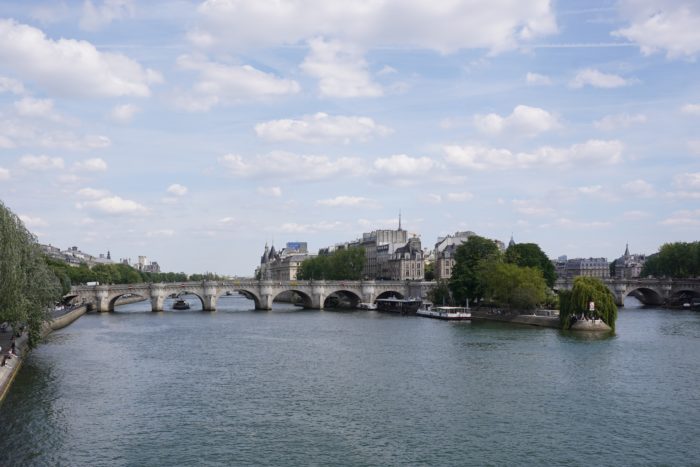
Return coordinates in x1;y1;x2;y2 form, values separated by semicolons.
0;0;698;276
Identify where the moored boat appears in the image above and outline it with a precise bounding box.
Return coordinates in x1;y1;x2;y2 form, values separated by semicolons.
417;306;471;321
173;299;190;310
357;302;377;310
375;297;422;314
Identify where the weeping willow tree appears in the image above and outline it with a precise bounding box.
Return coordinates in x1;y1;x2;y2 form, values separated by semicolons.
0;200;61;347
559;276;617;331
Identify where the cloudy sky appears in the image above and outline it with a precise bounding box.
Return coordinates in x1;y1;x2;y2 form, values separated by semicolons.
0;0;699;276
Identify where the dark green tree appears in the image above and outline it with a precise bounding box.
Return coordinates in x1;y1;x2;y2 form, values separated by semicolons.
0;201;61;347
297;247;365;280
479;261;547;310
428;280;452;306
449;235;501;305
641;242;700;278
559;276;617;331
424;262;435;281
504;242;556;287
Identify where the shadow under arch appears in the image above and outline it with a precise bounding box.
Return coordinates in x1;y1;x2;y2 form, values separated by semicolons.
376;290;404;300
108;293;149;312
323;289;362;309
624;287;664;306
272;289;313;309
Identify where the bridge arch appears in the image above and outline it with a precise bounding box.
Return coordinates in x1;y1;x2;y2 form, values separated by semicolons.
108;292;149;312
668;289;700;306
216;288;263;310
622;287;664;306
323;289;362;309
376;290;404;300
271;289;313;309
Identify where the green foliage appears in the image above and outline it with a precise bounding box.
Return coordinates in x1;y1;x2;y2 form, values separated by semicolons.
641;242;700;278
428;280;452;305
504;242;556;287
424;262;435;281
559;276;617;331
297;247;366;280
448;235;501;305
479;261;547;310
0;201;61;347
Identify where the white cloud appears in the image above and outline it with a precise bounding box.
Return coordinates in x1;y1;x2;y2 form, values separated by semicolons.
443;139;623;170
570;68;631;88
613;0;700;59
674;172;700;190
623;210;651;220
661;209;700;226
622;179;656;198
110;103;140;123
256;186;282;197
0;19;161;98
219;151;363;181
73;158;108;172
473;105;560;137
19;215;48;228
175;55;300;111
40;133;111;150
373;154;436;176
190;0;557;54
594;113;647;131
278;220;345;234
167;183;188;196
526;72;552;85
544;218;611;229
512;199;555;217
422;194;443;204
78;195;148;215
14;97;54;117
689;140;700;155
0;76;24;94
80;0;135;32
301;38;382;98
681;103;700;115
146;229;175;238
255;112;392;144
0;167;9;180
76;187;110;199
316;196;378;208
446;192;474;202
18;154;64;171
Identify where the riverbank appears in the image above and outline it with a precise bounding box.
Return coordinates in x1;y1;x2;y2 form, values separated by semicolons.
0;305;88;403
471;309;561;328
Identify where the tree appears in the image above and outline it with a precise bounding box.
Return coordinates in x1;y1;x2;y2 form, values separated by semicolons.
428;280;452;306
424;262;435;281
297;247;365;280
479;261;547;310
449;235;501;305
504;242;556;288
641;242;700;278
559;276;617;331
0;201;61;347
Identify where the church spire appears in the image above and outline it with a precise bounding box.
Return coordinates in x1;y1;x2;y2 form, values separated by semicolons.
624;243;630;257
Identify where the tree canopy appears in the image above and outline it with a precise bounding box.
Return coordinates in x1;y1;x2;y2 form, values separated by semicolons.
448;235;502;305
504;242;556;287
0;201;62;347
641;242;700;278
559;276;617;331
479;260;547;310
297;247;365;280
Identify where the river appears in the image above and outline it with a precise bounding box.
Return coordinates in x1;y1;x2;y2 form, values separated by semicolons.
0;296;698;466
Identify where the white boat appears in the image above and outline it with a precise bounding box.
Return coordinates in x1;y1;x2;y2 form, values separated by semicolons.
357;302;377;310
417;306;471;321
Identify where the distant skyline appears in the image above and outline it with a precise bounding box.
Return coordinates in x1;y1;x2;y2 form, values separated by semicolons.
1;0;699;275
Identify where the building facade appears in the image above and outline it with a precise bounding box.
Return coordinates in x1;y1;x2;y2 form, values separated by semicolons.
562;257;610;279
613;244;646;279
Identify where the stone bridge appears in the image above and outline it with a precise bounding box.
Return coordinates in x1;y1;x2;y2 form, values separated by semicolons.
68;280;435;313
554;277;700;307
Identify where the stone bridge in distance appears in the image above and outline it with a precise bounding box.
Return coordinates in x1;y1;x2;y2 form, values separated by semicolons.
69;280;434;313
554;277;700;307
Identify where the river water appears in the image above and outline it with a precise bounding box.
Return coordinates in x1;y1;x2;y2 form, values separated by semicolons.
0;296;698;466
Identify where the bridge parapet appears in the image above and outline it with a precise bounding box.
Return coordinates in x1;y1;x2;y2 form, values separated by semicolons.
69;280;437;312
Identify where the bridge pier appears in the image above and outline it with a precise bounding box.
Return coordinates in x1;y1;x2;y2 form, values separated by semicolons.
96;286;110;312
150;284;165;312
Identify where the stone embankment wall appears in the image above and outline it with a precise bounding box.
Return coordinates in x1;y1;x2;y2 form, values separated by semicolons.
471;310;561;329
1;305;88;403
